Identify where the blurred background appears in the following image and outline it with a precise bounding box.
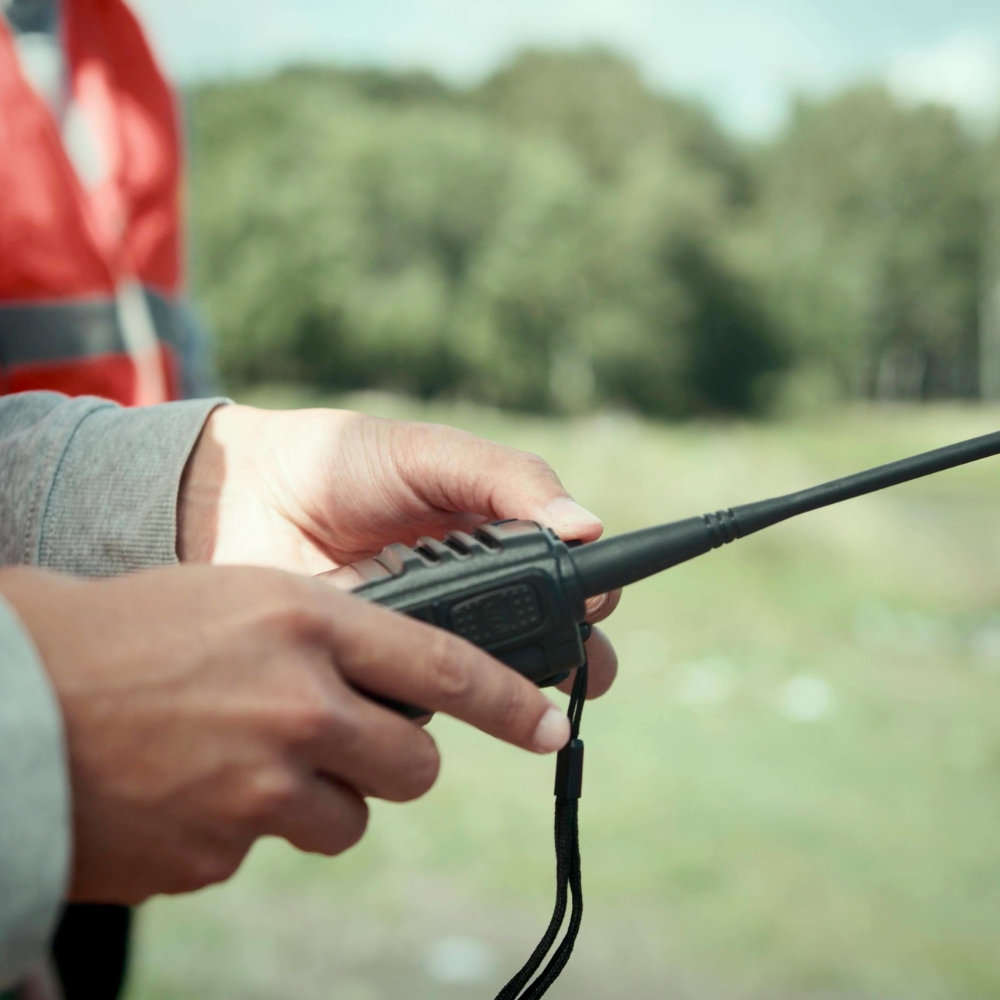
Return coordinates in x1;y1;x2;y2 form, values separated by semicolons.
126;1;1000;997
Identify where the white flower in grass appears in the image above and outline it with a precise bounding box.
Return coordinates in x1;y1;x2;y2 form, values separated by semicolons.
674;657;736;707
780;674;834;722
424;936;497;985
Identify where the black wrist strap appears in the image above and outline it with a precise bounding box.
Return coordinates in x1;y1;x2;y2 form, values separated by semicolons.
495;658;588;1000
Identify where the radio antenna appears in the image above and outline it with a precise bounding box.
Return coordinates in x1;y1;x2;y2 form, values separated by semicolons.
572;429;1000;598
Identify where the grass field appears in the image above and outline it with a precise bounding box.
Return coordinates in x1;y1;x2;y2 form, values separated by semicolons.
127;392;1000;1000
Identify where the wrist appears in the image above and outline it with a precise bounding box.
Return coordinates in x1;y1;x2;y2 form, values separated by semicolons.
177;404;273;564
177;404;236;562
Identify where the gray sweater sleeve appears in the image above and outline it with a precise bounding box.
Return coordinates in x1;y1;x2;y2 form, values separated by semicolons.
0;391;226;984
0;598;68;990
0;392;225;575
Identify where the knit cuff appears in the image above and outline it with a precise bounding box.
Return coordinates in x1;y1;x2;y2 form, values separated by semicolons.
38;398;227;576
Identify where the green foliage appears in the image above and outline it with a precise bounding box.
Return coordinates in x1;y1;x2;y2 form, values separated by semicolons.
188;54;995;414
742;86;986;401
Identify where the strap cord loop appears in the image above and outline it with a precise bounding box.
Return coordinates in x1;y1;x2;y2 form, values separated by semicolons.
495;659;588;1000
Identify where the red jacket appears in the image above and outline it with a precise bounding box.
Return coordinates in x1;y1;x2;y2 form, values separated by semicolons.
0;0;188;404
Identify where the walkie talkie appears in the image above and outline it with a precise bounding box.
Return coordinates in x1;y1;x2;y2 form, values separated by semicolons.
322;427;1000;1000
324;519;589;714
325;427;1000;699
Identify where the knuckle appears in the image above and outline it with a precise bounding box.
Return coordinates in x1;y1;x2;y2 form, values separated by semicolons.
188;849;243;890
320;699;367;759
392;742;441;802
242;769;301;824
260;578;327;637
288;699;340;749
522;450;550;471
495;676;532;736
427;634;474;703
271;676;343;751
332;795;370;853
267;600;317;639
516;449;558;482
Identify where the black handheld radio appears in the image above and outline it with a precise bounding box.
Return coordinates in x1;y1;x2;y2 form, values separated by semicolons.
323;428;1000;1000
325;519;588;710
326;428;1000;698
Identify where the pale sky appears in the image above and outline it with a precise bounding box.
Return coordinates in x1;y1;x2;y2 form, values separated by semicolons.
132;0;1000;136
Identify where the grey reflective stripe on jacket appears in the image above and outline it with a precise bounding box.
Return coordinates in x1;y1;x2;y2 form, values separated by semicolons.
0;299;125;362
144;292;218;400
0;289;217;400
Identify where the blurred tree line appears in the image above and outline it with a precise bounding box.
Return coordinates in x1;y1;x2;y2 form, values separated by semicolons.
188;50;1000;416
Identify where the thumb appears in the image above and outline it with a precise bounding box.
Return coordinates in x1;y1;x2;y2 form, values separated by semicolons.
394;422;605;542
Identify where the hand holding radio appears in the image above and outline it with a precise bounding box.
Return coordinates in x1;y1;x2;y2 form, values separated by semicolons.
177;404;621;698
0;563;572;905
170;407;1000;999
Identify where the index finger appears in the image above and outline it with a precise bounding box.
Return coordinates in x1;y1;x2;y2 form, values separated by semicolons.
309;584;571;755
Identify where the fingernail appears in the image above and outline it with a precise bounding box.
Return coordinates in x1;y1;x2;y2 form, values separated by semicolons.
545;497;601;528
532;705;570;754
585;593;610;617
